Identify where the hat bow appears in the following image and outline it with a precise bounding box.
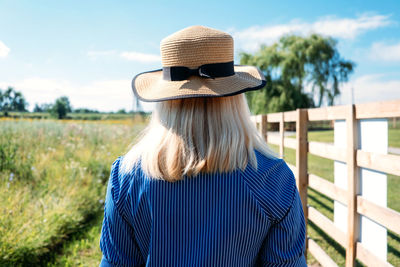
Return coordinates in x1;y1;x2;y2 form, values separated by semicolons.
162;61;235;81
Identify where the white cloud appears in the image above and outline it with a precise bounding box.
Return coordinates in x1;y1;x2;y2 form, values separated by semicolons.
0;41;10;58
232;14;391;51
369;42;400;62
0;78;154;112
313;14;390;39
119;51;160;63
340;74;400;105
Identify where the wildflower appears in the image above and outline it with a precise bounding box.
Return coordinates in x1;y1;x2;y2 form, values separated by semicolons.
99;199;105;204
31;166;36;171
9;173;14;182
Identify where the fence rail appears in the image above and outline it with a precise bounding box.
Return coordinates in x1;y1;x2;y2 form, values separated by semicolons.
251;99;400;267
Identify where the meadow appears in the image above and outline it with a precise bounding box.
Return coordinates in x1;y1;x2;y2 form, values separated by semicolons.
0;118;146;266
1;118;399;266
1;111;142;121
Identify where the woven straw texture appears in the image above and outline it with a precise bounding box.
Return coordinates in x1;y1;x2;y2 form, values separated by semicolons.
161;26;233;68
132;25;266;102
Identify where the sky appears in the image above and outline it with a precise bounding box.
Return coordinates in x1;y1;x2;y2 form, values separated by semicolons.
0;0;399;112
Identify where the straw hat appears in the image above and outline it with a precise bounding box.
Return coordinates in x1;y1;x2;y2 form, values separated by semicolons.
132;25;266;102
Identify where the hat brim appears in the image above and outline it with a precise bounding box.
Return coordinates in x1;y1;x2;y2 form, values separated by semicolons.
132;65;266;102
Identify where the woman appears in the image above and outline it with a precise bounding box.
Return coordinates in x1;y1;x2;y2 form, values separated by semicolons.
99;26;307;267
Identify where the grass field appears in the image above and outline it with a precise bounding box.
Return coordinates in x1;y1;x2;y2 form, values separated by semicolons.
46;211;104;267
0;111;149;121
0;119;145;266
1;119;398;266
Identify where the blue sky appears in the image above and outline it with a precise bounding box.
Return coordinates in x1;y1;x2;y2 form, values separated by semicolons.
0;0;399;112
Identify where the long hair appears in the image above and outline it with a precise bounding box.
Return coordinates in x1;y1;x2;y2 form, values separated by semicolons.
121;94;275;182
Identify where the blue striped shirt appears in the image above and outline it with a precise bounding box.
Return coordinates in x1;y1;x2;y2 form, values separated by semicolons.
99;150;307;266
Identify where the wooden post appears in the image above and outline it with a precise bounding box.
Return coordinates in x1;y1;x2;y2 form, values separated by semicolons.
280;113;284;158
259;115;268;142
296;109;308;255
345;104;360;267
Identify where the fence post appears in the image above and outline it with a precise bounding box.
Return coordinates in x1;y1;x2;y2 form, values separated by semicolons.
345;104;360;267
259;115;268;142
296;109;308;254
280;113;284;158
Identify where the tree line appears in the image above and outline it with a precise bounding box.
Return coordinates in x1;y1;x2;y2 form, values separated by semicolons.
0;88;73;119
0;88;130;119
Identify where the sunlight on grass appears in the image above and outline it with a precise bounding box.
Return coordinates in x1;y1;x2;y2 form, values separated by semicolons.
389;128;400;148
46;211;104;267
0;119;145;266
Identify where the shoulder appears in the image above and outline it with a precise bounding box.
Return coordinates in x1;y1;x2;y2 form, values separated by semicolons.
242;151;297;223
107;156;146;210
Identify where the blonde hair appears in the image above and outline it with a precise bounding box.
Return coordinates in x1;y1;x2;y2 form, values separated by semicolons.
121;94;276;182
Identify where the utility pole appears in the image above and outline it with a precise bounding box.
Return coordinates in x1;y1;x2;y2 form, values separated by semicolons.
134;97;142;112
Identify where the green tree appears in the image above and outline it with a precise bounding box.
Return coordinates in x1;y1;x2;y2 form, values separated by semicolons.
33;104;42;112
240;34;355;114
58;96;72;113
50;96;71;119
33;103;52;112
0;87;28;115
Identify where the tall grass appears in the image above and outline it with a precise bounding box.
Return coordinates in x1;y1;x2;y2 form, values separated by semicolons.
0;119;145;266
1;111;150;121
